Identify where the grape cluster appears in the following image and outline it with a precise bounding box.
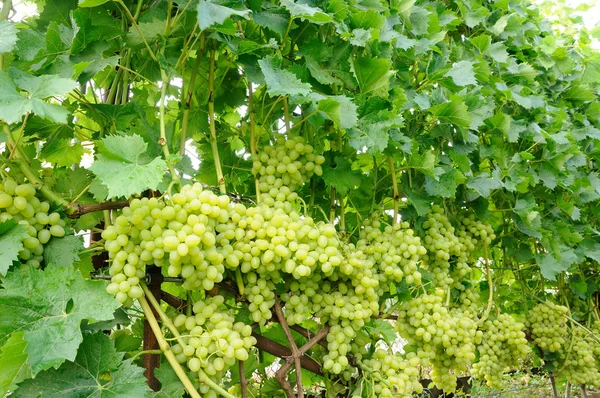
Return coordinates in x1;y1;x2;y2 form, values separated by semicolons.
557;328;600;388
0;179;66;269
171;295;256;383
355;218;425;289
472;314;531;387
245;273;275;325
360;349;423;397
527;301;569;352
396;290;480;392
104;184;234;304
252;135;324;205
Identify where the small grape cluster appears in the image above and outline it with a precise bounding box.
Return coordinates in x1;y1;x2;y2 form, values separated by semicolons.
104;184;234;304
251;135;324;205
557;328;600;388
527;301;569;352
360;349;423;397
0;179;66;269
245;273;275;325
396;290;480;392
472;314;531;387
356;218;425;290
172;295;257;381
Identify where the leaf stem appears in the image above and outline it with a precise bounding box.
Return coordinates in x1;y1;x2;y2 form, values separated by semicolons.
479;241;494;325
248;83;261;202
208;48;226;194
138;296;202;398
387;156;399;225
116;0;158;62
159;69;180;185
180;34;206;156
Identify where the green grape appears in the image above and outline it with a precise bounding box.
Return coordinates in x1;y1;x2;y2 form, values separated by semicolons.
472;313;531;388
359;349;423;397
557;327;600;388
527;301;569;352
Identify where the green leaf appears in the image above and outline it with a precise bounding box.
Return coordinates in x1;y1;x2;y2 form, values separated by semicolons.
0;332;30;398
536;253;569;281
0;266;120;375
197;1;251;31
0;219;29;277
352;56;393;98
153;364;186;398
347;111;402;154
78;0;111;7
408;150;436;178
404;189;430;216
424;168;461;198
90;134;168;199
40;139;85;167
444;60;477;86
14;332;151;398
0;21;18;54
466;173;503;197
253;9;289;38
0;70;77;124
429;95;471;128
258;55;312;97
281;0;332;24
43;235;84;269
363;319;397;345
488;42;509;63
317;96;358;129
321;156;362;195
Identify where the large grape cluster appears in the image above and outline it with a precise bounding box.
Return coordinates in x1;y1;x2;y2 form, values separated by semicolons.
0;179;66;269
171;295;257;385
245;272;275;325
359;349;423;397
355;218;425;289
396;290;480;392
472;313;531;387
103;183;234;304
527;301;568;352
251;135;324;205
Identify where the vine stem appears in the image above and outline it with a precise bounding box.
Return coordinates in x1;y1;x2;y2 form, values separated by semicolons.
248;84;261;202
159;69;180;185
179;34;205;156
208;48;226;194
141;284;236;398
273;297;304;398
129;349;163;362
239;360;248;398
138;296;202;398
116;0;158;62
479;241;494;325
387;156;399;225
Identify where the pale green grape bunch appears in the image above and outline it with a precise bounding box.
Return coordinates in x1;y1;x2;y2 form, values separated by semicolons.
557;328;600;388
356;217;425;290
104;183;235;304
421;205;463;289
396;290;480;392
450;285;481;315
360;349;423;397
245;272;275;325
0;179;66;269
472;313;531;388
252;134;325;205
171;295;256;382
526;301;569;352
323;322;355;375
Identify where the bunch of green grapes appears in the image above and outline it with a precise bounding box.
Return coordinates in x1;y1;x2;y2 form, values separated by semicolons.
472;313;531;387
251;135;324;205
396;290;480;392
323;321;355;375
457;212;495;255
421;205;463;289
245;272;275;325
355;218;425;289
171;295;256;385
526;301;569;352
359;349;423;397
450;285;481;315
0;179;66;269
104;183;234;304
557;328;600;388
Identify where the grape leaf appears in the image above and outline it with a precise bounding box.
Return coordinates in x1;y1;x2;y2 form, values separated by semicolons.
429;95;471;128
352;56;393;97
78;0;111;6
197;1;251;31
153;362;186;398
0;219;29;277
488;42;509;63
317;96;358;129
466;173;503;197
0;266;120;375
536;253;569;281
89;134;168;199
444;60;477;86
43;235;84;269
281;0;332;24
0;70;77;124
0;332;30;398
258;55;312;97
321;156;362;195
14;332;150;398
363;319;397;345
0;21;18;54
40;138;85;167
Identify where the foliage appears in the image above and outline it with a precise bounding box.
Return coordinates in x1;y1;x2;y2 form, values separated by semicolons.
0;0;599;396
